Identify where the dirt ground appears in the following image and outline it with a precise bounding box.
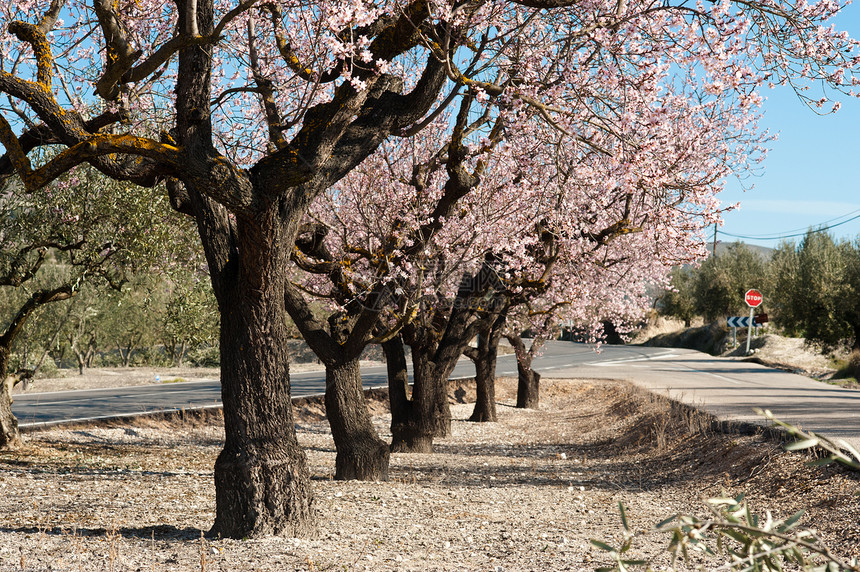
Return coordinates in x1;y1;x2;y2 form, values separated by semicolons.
2;377;859;571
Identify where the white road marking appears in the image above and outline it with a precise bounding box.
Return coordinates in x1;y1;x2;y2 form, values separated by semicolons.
585;351;680;366
675;366;742;385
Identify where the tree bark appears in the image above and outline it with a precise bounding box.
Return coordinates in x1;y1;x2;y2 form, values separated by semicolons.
382;335;411;440
469;312;505;422
516;360;540;409
0;349;20;450
507;334;540;409
209;266;314;538
283;283;391;482
325;358;389;480
389;339;453;452
204;204;314;538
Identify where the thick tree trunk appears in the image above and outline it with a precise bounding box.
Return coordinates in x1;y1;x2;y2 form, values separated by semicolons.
507;334;540;409
0;350;20;450
469;310;505;422
516;361;540;409
469;353;497;422
0;387;19;450
210;281;314;538
325;359;389;480
390;342;452;452
382;335;411;437
206;210;315;538
468;346;494;421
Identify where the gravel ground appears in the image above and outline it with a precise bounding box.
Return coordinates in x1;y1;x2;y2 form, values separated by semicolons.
1;377;859;571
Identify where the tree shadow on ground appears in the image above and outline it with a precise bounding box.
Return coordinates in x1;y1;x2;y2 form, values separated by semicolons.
0;523;204;541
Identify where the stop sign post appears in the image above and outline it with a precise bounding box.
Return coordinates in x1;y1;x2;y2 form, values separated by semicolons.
745;289;763;308
744;289;763;354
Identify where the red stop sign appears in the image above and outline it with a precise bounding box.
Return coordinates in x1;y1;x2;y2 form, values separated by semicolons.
745;289;763;308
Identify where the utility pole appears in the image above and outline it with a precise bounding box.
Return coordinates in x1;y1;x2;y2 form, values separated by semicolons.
713;223;718;257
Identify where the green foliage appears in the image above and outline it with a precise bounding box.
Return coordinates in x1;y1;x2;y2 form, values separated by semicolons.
658;267;698;327
756;408;860;473
1;165;215;374
767;232;850;349
161;275;219;366
590;503;649;572
654;233;860;350
594;497;856;572
694;244;767;322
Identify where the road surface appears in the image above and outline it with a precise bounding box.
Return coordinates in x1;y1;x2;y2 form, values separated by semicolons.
10;341;608;427
13;342;860;449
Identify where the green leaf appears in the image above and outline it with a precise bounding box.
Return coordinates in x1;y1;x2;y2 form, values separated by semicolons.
722;529;750;544
777;510;805;532
806;456;838;467
784;438;820;451
655;515;678;529
590;540;617;553
619;502;630;531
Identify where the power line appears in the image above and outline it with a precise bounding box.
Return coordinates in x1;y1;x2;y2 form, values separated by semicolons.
719;211;860;241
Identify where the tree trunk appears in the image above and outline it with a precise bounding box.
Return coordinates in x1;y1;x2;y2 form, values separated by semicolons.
0;349;20;450
390;341;451;452
516;360;540;409
117;342;132;367
469;318;504;422
175;340;188;367
470;309;506;422
74;349;85;375
207;215;314;539
382;335;412;440
507;334;540;409
325;359;389;480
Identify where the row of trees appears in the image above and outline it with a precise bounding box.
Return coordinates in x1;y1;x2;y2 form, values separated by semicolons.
2;0;858;540
660;233;860;350
0;167;218;362
3;272;219;374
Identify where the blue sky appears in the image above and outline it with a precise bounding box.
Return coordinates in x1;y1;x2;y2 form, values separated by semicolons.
718;3;860;248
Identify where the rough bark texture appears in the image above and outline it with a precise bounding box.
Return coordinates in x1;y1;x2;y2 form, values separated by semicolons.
382;335;412;439
389;337;457;453
325;359;390;481
468;313;505;422
283;283;391;481
0;384;19;450
516;362;541;409
207;215;314;539
0;350;20;450
508;334;540;409
469;351;497;422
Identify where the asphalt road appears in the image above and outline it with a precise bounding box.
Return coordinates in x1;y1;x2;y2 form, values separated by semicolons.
548;345;860;450
12;341;602;427
13;342;860;450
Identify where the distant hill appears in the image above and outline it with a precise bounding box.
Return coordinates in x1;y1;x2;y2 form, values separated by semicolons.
708;241;774;259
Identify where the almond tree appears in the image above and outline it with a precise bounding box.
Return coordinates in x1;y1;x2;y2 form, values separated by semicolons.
306;67;766;445
1;0;858;539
